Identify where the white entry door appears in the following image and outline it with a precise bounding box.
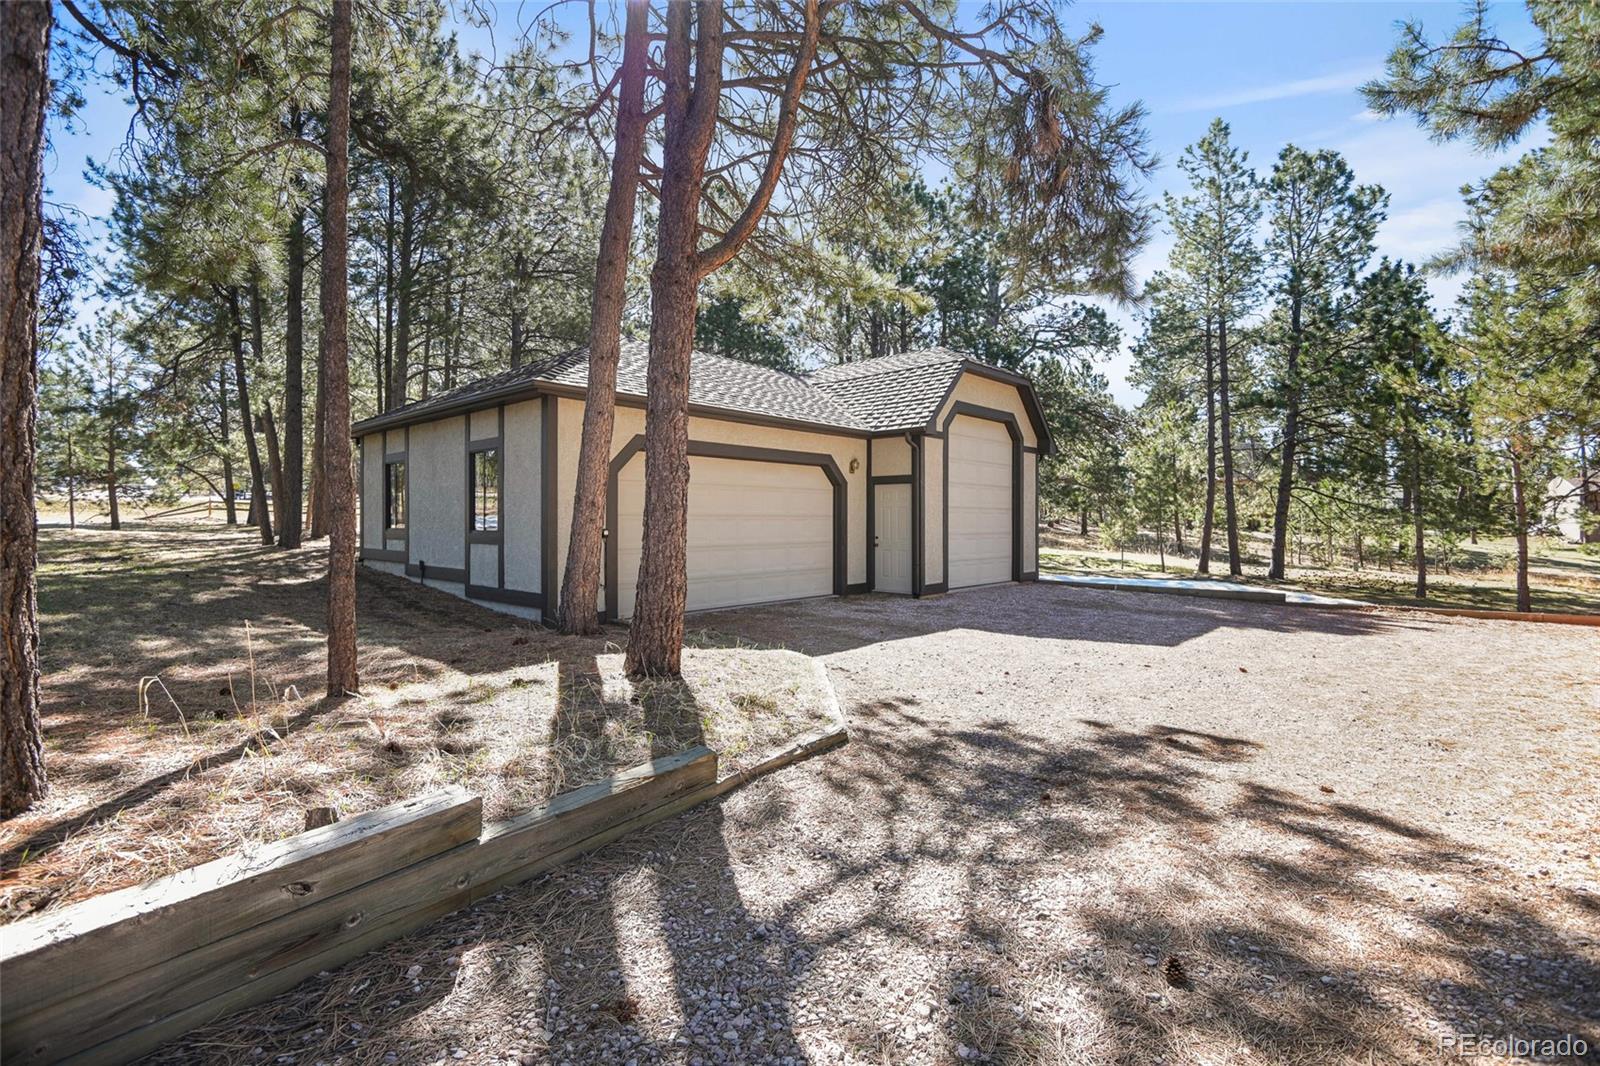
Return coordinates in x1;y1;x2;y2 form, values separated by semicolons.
614;453;835;618
947;414;1014;588
873;482;912;593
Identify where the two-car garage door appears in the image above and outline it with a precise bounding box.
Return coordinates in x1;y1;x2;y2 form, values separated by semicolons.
947;414;1015;588
612;454;835;619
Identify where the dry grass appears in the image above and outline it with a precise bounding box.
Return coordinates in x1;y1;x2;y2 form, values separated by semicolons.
1039;525;1600;615
150;583;1598;1066
0;522;834;919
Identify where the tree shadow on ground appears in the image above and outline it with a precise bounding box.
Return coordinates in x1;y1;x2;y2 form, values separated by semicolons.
691;581;1432;659
145;685;1598;1066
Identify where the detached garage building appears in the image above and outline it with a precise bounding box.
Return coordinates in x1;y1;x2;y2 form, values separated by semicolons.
353;344;1051;622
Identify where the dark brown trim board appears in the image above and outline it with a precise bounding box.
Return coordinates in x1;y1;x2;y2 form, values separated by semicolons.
910;433;926;597
940;402;1024;588
352;380;872;442
466;584;545;610
865;438;874;591
360;548;407;564
603;435;848;621
497;405;506;589
405;562;468;585
540;394;558;615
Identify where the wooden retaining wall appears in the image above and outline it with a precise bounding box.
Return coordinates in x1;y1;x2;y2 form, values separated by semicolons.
0;742;760;1066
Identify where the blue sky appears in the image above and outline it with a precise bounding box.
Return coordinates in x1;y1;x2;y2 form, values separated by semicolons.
1074;0;1542;402
47;1;1542;405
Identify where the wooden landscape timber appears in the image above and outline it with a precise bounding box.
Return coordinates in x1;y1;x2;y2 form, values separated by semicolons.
0;724;848;1066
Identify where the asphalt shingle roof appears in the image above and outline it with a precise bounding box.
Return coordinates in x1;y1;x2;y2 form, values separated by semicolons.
805;348;967;433
352;342;1013;442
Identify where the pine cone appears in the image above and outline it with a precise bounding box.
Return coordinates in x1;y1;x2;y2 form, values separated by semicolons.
1163;955;1189;989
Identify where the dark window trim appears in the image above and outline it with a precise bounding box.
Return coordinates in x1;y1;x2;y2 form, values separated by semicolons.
941;401;1024;588
467;443;503;541
603;435;847;621
383;458;409;538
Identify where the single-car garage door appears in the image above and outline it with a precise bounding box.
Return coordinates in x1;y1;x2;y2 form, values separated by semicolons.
947;414;1014;588
613;453;835;619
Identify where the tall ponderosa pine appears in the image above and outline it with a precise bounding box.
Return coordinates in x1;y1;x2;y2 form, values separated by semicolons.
322;0;357;696
1;0;51;817
1167;119;1260;576
557;0;649;637
1262;146;1385;579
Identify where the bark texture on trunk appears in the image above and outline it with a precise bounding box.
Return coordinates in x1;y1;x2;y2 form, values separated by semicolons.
229;288;272;545
1268;297;1301;580
219;363;237;524
625;0;819;677
281;200;305;547
249;282;287;535
1510;449;1531;612
261;403;286;536
0;0;50;817
1216;317;1242;575
322;0;358;696
557;0;648;636
1410;447;1426;600
309;329;327;540
106;436;120;530
388;178;414;411
625;0;721;677
1198;318;1216;575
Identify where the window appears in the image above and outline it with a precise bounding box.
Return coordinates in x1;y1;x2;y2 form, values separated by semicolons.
472;449;499;532
384;461;406;531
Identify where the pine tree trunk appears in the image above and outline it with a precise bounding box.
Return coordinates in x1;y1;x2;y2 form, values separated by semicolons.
322;0;359;696
309;330;328;539
1268;295;1301;580
261;404;286;535
510;250;525;369
250;282;287;536
558;0;647;636
0;0;48;818
389;178;415;411
66;431;76;528
229;288;272;545
1510;448;1531;612
1198;317;1216;575
1216;316;1241;575
1410;442;1426;599
106;436;120;530
281;197;305;548
219;362;237;524
625;0;723;677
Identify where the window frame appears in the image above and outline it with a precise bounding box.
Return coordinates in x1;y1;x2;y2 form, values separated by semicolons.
467;441;502;543
383;458;407;535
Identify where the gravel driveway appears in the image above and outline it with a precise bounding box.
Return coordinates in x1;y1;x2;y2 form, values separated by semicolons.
155;584;1599;1066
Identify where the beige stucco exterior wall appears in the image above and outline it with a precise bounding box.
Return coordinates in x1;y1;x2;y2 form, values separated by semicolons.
360;432;382;550
502;399;542;593
407;414;467;571
871;435;911;477
468;408;499;441
934;373;1040;449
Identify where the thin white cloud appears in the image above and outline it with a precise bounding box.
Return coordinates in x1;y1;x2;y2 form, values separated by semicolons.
1171;66;1379;114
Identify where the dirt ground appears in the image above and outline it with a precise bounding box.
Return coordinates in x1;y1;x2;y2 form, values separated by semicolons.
150;583;1599;1065
1;525;834;917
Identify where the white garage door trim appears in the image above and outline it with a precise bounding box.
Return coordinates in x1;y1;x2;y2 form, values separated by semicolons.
943;406;1019;590
605;437;844;620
